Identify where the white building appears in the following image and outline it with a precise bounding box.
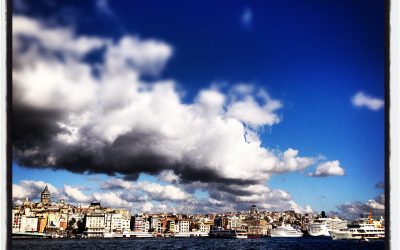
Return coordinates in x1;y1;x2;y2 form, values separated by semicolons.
12;209;22;233
176;220;190;233
85;213;105;237
199;222;211;233
105;213;130;233
150;216;160;231
47;213;61;229
133;217;150;232
226;215;240;229
22;216;39;232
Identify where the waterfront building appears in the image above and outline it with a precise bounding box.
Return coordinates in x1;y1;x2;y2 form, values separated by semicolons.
132;216;150;232
47;213;61;229
85;213;105;237
12;209;22;233
156;221;165;233
167;220;176;233
59;214;68;231
150;216;160;231
105;213;131;233
176;219;190;233
199;221;212;233
37;216;48;233
21;216;39;233
225;215;240;229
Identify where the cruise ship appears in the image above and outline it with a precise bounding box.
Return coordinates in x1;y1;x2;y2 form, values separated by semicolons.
330;215;385;240
269;224;303;237
209;227;248;239
307;217;348;237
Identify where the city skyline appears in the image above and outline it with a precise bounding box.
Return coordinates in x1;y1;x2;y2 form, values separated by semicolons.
12;0;385;219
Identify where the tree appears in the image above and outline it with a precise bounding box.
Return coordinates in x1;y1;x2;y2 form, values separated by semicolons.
68;218;77;230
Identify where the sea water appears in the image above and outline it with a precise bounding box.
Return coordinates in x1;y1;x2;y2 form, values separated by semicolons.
11;237;385;250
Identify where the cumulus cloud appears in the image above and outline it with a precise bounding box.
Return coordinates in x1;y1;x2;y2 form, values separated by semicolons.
12;180;61;203
101;178;189;202
92;191;133;208
13;15;106;58
12;15;342;212
63;185;92;203
351;92;384;111
309;160;345;177
337;194;385;219
157;170;181;183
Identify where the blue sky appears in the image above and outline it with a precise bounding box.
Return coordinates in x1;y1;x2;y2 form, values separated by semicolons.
12;0;385;216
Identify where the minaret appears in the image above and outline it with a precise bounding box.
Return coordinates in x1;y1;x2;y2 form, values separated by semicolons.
41;184;51;204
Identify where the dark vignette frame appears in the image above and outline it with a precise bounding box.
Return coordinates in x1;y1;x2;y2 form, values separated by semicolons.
4;0;392;249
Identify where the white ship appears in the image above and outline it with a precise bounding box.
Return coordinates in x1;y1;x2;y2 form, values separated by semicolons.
209;227;248;239
172;231;209;237
104;232;123;238
307;217;348;237
269;224;303;237
122;231;155;238
330;215;385;240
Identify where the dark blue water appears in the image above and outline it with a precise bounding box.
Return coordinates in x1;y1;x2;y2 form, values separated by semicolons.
11;237;385;250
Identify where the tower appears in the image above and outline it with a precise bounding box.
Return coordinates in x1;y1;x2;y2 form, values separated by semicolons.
41;184;51;204
250;204;258;214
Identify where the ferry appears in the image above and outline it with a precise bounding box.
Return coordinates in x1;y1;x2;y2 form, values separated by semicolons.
209;227;248;239
330;213;385;240
104;232;123;238
122;231;155;238
307;217;348;237
172;231;209;237
269;224;303;237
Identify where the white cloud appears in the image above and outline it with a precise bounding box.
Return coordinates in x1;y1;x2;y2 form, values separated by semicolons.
141;202;154;212
63;185;92;203
100;178;189;202
13;15;106;57
136;181;189;201
92;191;132;208
104;36;173;76
158;170;180;183
337;194;385;219
352;92;384;111
309;160;345;177
12;15;344;213
275;148;317;173
195;89;226;116
12;180;60;202
227;97;281;127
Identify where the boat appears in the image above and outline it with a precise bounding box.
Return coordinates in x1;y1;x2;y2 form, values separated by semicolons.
330;223;385;240
330;213;385;240
209;227;248;239
104;232;123;238
269;224;303;237
307;217;348;237
122;231;155;238
172;231;209;237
